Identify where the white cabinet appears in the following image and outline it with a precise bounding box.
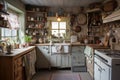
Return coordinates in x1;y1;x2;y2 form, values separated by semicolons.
94;63;101;80
36;46;50;69
36;44;71;68
50;55;61;67
50;44;71;68
50;54;71;68
103;9;120;23
100;61;110;80
61;54;71;67
94;56;110;80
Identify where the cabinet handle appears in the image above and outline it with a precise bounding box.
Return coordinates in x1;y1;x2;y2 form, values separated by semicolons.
98;68;101;72
102;68;105;71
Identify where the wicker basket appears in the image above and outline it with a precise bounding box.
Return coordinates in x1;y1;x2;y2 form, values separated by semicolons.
103;0;118;12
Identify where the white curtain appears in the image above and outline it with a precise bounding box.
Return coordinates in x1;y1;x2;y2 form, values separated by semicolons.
1;11;20;29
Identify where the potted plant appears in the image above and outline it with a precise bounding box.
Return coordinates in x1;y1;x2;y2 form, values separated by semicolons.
23;35;32;46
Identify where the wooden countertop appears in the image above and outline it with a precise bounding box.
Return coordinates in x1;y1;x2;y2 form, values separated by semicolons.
0;46;35;58
35;43;50;46
87;44;109;49
35;42;86;46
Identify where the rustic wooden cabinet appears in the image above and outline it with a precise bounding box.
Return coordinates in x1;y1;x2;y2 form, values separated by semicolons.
0;46;36;80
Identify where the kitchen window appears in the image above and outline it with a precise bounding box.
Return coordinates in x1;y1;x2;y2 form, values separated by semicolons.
51;21;66;38
1;28;18;41
1;10;20;42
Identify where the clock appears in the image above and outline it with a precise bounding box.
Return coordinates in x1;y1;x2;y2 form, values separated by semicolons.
77;13;87;25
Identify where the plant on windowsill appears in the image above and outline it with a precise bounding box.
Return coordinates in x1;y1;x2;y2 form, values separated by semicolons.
23;35;32;47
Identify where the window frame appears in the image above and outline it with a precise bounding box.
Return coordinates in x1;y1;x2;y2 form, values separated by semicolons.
0;9;20;42
51;21;67;38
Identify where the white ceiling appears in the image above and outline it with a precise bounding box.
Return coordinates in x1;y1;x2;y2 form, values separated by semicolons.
21;0;103;7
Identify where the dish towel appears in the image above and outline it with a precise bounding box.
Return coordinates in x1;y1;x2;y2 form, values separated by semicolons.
56;45;64;53
23;51;36;80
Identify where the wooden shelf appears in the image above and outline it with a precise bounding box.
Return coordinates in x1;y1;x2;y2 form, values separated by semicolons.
26;27;43;30
27;11;46;13
25;5;48;44
86;8;101;13
0;10;9;15
87;10;102;44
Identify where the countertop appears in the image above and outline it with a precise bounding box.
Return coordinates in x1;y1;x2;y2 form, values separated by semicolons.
0;46;35;57
87;44;109;49
35;42;86;46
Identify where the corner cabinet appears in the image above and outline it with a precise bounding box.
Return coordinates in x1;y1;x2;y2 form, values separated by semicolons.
87;10;102;44
0;46;36;80
25;5;48;44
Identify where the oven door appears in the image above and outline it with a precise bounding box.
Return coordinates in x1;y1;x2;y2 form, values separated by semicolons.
94;55;111;80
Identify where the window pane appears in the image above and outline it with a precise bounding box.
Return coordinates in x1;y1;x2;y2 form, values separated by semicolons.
60;22;66;29
11;29;17;36
52;22;58;29
1;28;5;36
5;28;11;36
52;30;58;37
60;30;66;37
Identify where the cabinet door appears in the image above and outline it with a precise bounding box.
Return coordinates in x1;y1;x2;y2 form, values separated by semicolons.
14;57;23;80
36;46;50;68
50;55;57;67
94;63;101;80
50;55;61;67
100;62;110;80
61;54;71;68
71;46;85;66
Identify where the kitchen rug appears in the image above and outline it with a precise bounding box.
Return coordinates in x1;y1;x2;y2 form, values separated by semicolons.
50;72;81;80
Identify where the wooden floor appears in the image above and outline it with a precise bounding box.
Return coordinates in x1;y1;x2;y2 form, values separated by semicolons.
32;70;92;80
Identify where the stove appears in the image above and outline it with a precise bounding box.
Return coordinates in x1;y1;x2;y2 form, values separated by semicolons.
94;49;120;80
95;49;120;66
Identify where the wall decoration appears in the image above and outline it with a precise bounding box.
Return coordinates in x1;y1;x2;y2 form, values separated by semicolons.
77;13;87;25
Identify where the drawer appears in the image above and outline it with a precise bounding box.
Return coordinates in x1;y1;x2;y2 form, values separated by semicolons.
72;46;84;53
94;56;101;65
72;56;85;66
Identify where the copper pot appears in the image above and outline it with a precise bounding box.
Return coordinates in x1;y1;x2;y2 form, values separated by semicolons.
74;25;81;33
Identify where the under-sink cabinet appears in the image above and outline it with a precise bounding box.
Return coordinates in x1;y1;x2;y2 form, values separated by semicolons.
50;54;71;68
36;45;71;69
36;44;87;70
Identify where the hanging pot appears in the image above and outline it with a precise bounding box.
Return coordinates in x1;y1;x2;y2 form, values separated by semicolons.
74;25;81;33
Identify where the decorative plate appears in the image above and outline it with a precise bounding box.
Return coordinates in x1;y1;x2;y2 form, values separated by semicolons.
77;13;87;25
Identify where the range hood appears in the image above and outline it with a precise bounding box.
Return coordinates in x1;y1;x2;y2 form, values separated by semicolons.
103;9;120;23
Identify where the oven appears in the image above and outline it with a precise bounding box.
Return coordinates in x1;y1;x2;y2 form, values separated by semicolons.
95;49;120;80
94;54;111;80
